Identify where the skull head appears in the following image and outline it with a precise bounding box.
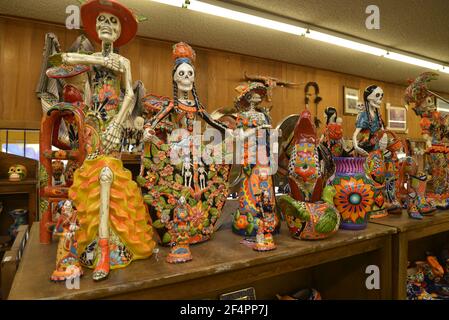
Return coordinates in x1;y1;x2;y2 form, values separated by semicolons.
174;63;195;92
8;165;27;182
96;12;121;43
61;200;73;217
248;93;262;108
420;96;436;113
133;116;145;131
366;86;384;109
52;160;65;181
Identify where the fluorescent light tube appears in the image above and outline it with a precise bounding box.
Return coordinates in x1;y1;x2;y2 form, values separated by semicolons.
384;52;444;70
153;0;449;73
153;0;306;35
305;30;387;56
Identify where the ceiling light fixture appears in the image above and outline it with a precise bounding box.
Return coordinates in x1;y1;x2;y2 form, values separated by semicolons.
153;0;449;74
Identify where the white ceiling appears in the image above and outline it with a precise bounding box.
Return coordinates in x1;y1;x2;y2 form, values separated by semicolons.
1;0;449;92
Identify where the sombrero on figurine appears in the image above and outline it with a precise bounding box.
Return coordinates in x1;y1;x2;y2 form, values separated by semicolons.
235;82;267;110
81;0;138;47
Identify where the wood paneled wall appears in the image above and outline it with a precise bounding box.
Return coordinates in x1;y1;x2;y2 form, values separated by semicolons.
1;15;445;139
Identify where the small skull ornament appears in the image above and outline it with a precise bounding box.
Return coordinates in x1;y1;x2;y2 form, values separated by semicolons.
174;63;195;92
422;96;436;112
96;12;121;43
366;86;384;109
8;165;27;182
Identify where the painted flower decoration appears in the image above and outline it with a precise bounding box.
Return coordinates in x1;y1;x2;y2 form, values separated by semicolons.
160;165;174;177
294;149;318;182
98;84;119;111
158;151;167;161
55;150;67;159
145;171;158;185
190;202;207;228
168;196;177;205
334;177;374;223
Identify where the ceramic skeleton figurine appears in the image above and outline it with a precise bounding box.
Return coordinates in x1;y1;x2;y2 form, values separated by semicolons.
353;86;388;156
140;42;230;264
198;162;206;190
65;0;155;281
182;157;193;187
231;82;279;251
60;13;133;154
353;85;389;218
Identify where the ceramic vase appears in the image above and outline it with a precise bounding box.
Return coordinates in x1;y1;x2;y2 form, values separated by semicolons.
330;157;374;230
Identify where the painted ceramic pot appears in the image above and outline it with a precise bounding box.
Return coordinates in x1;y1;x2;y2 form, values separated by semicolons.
365;150;387;219
330;157;374;230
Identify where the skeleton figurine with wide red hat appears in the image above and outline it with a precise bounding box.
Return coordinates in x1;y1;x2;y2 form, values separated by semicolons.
49;0;155;281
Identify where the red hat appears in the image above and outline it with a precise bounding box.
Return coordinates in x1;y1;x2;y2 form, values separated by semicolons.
81;0;138;47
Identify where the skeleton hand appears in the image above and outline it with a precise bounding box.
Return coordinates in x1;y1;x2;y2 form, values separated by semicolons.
143;127;156;142
104;54;124;73
354;145;369;157
102;120;123;154
379;133;388;151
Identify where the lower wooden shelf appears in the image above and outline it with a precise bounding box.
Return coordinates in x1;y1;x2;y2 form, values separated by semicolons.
370;210;449;300
8;222;395;300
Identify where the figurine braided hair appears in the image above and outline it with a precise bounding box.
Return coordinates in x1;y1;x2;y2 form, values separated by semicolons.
363;85;385;129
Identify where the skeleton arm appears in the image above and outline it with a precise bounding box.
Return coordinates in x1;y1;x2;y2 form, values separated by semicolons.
198;108;229;134
142;104;174;143
62;52;105;66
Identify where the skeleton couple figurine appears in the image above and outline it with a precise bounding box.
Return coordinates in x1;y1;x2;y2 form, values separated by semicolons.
140;42;231;263
353;85;402;218
48;0;156;281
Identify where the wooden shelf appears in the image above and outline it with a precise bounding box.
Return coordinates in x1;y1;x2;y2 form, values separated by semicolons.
0;179;38;186
8;222;395;300
370;210;449;299
120;153;141;165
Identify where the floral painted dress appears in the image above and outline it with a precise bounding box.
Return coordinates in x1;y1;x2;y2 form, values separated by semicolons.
139;100;231;246
232;110;279;236
355;110;382;153
69;66;155;271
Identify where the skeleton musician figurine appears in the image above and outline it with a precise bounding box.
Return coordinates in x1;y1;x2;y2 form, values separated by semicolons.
49;0;155;281
139;42;231;263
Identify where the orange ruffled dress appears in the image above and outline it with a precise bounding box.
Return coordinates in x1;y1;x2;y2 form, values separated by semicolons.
69;155;155;269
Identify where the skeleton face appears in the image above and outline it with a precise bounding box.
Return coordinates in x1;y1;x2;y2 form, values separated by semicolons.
249;93;262;106
366;87;384;109
8;165;27;181
422;96;436;112
174;63;195;92
96;12;121;43
62;200;73;217
133;116;145;130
